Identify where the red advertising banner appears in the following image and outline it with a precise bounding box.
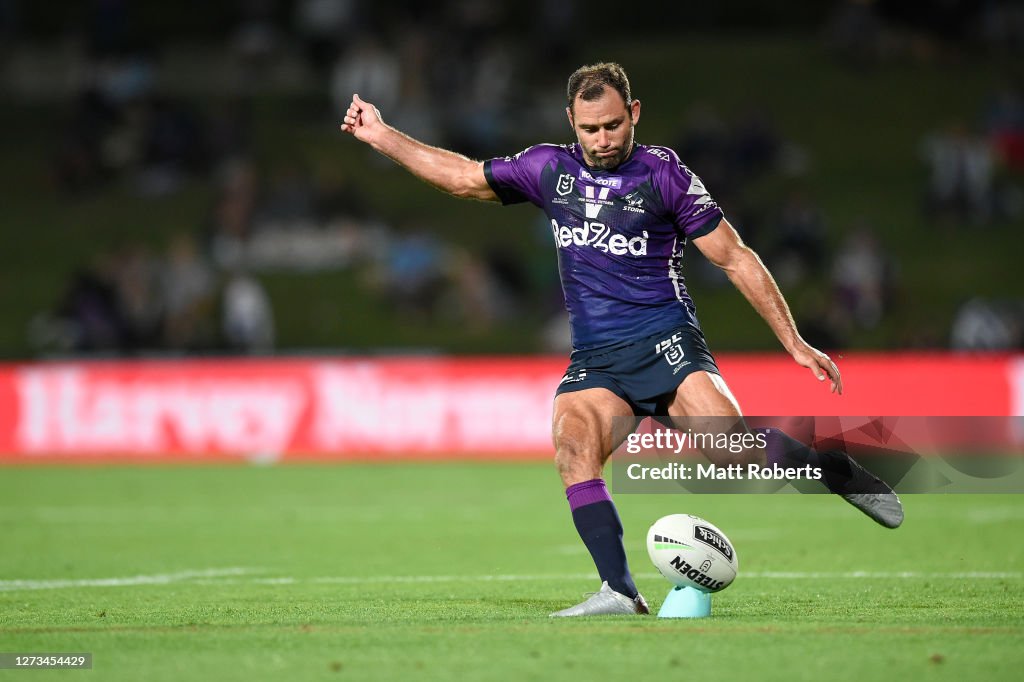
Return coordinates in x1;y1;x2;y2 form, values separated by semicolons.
720;353;1018;417
0;354;1019;461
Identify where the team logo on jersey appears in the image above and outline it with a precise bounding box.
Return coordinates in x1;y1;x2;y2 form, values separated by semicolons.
556;173;575;196
622;192;645;213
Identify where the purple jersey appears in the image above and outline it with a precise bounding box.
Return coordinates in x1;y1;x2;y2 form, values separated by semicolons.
484;143;723;350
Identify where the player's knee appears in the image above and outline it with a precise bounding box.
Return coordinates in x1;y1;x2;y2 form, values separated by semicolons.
553;437;601;481
552;417;586;463
554;438;582;473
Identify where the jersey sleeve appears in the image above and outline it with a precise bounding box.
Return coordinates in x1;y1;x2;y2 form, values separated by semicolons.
483;146;552;207
658;153;724;238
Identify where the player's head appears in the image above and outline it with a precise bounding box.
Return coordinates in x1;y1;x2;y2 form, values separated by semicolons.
566;62;641;170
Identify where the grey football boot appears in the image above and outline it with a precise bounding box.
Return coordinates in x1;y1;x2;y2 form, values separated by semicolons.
549;581;650;617
825;451;905;529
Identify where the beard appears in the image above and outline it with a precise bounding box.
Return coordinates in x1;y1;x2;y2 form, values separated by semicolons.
583;123;635;170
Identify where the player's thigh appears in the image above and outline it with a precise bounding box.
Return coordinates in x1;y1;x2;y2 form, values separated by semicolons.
552;387;635;460
664;370;745;434
666;370;756;465
665;370;743;419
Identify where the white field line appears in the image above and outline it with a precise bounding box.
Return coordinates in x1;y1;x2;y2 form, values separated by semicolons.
0;568;255;592
311;570;1024;582
1;569;1021;593
737;571;1024;579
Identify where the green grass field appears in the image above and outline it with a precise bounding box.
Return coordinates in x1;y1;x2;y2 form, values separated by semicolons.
2;463;1023;681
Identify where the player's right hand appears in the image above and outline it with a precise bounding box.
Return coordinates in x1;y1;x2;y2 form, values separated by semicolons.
791;343;843;395
339;93;383;143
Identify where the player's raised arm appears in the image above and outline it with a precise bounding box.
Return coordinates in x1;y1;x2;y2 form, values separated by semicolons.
339;94;498;202
693;218;843;394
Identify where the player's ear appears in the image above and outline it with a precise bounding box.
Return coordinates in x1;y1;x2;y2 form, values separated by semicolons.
630;99;641;125
566;106;574;129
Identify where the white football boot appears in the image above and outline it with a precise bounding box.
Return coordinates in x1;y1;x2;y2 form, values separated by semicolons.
549;581;650;617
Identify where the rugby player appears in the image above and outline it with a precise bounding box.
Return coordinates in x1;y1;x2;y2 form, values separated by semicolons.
340;62;903;617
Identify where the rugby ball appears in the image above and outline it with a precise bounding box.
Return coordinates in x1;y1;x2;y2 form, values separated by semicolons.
646;514;738;593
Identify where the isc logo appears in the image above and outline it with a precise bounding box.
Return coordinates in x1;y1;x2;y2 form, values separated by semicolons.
549;219;648;256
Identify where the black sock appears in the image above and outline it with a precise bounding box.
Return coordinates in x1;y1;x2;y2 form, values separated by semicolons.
566;479;638;599
756;427;854;491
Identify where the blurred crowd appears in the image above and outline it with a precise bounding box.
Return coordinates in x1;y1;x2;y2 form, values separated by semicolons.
920;83;1024;351
47;1;575;197
30;235;276;355
825;0;1024;65
13;0;1024;355
921;84;1024;228
34;0;562;355
663;102;902;352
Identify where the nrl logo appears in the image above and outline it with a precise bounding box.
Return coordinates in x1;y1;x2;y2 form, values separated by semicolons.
556;173;575;196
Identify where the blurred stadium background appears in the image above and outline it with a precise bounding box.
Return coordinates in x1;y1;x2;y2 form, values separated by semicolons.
0;0;1021;460
2;0;1022;359
2;3;1024;680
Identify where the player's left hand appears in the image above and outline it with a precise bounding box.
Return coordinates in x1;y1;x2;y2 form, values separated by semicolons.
790;343;842;394
339;93;384;144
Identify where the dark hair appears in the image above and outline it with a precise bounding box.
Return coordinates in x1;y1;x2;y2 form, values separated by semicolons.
567;62;632;112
